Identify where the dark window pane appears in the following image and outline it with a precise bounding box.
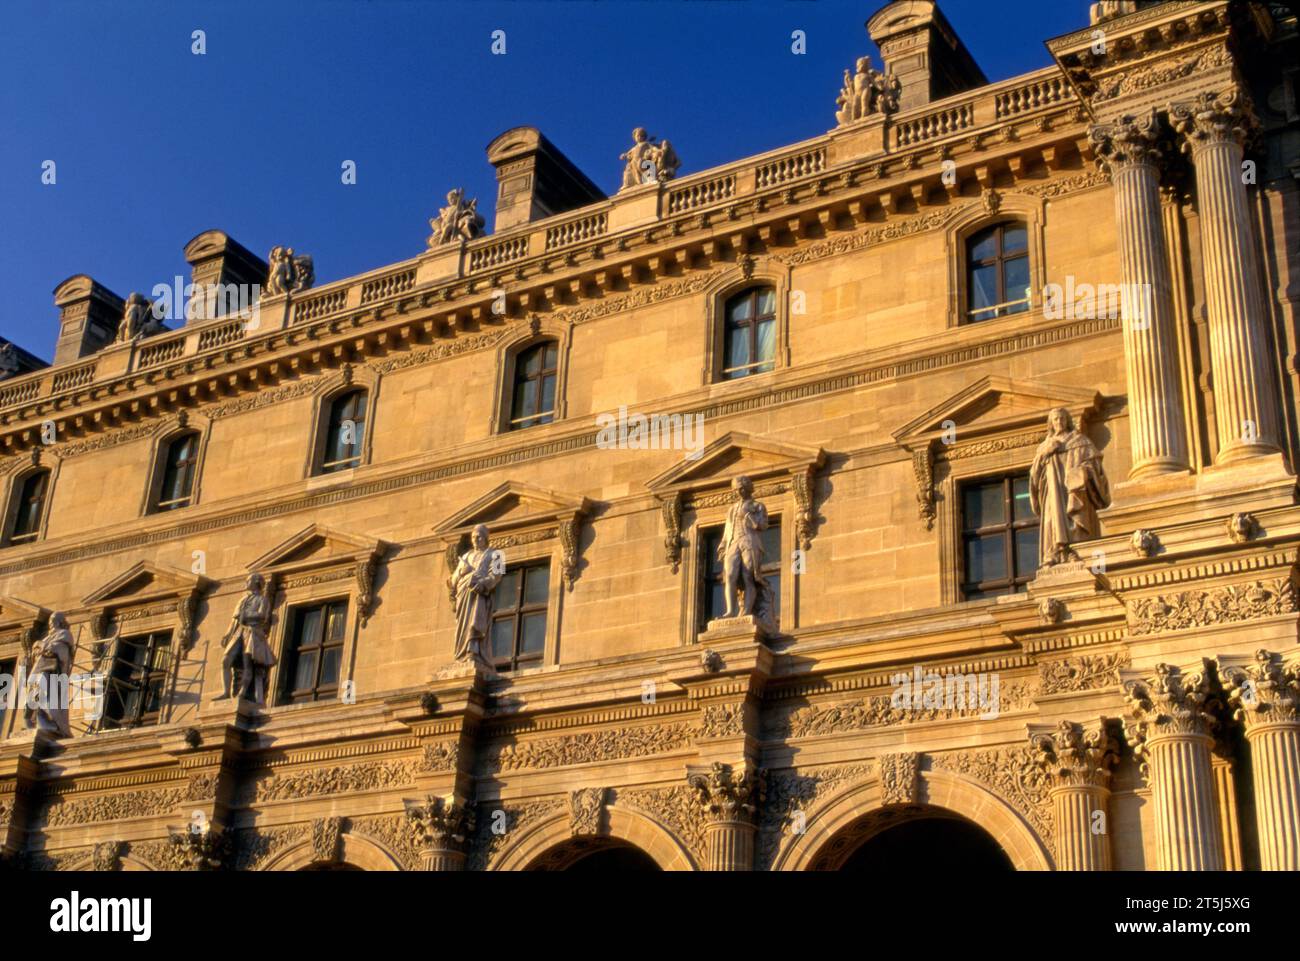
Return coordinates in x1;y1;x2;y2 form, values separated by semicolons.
708;584;726;623
965;534;1008;584
1014;528;1040;578
759;524;781;565
1004;256;1030;303
513;379;536;420
539;373;556;414
520;613;546;654
969;228;998;262
970;264;998;310
726;326;751;371
299;608;323;647
490;619;513;660
544;344;558;368
494;570;521;611
756;288;776;316
755;319;776;366
523;566;550;605
1003;224;1028;254
963;482;1005;530
11;471;48;540
727;295;753;323
319;647;341;687
1012;476;1034;521
292;652;318;692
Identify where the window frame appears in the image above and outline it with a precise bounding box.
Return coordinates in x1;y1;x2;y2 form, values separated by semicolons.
696;516;783;631
719;286;779;381
316;388;370;475
704;262;792;386
957;472;1039;600
148;430;202;514
486;560;551;673
100;629;174;730
965;221;1031;324
507;341;560;431
944;196;1046;330
3;467;52;547
277;598;349;705
492;330;571;435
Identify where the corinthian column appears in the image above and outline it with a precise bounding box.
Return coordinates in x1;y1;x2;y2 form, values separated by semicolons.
687;762;764;871
1124;663;1224;870
1221;651;1300;870
1089;110;1190;479
1031;719;1118;870
1170;91;1281;463
404;794;475;871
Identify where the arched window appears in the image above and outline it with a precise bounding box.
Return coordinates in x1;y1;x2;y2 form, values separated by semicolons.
4;469;50;546
966;222;1030;323
721;287;777;380
319;390;368;474
509;342;558;431
152;432;200;513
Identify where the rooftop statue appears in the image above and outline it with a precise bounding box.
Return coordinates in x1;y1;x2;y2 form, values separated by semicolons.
0;343;20;381
428;188;486;247
265;246;315;296
835;55;901;126
115;292;165;343
620;128;680;190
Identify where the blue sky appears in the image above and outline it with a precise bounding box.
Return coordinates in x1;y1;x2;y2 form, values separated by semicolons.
0;0;1089;360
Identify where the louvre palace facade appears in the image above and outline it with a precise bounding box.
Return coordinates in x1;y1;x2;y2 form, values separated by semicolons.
2;0;1299;873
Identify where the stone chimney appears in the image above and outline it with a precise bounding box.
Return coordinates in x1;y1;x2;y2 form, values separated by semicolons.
866;0;987;113
486;127;606;233
182;230;269;324
51;275;123;366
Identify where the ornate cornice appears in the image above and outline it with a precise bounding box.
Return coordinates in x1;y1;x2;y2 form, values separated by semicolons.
1127;577;1296;635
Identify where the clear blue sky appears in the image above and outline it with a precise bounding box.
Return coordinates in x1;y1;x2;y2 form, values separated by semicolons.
0;0;1089;361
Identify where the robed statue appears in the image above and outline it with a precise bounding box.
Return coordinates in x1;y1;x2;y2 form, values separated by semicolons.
620;128;680;190
428;188;485;247
264;246;315;296
1029;407;1111;567
218;573;276;703
718;475;775;625
450;524;504;667
116;292;165;343
25;611;73;738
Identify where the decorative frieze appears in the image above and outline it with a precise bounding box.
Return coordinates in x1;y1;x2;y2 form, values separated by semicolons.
242;760;418;804
484;722;695;773
43;786;188;828
879;753;919;806
1127;578;1296;635
568;788;607;837
311;817;343;864
1038;651;1129;695
468;798;566;871
419;741;461;773
699;703;745;739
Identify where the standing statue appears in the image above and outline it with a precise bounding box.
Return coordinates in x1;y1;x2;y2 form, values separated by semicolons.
718;476;775;625
450;524;504;668
24;612;74;738
116;292;165;343
264;246;315;296
427;188;486;247
620;128;681;190
0;342;20;381
835;56;901;126
1029;408;1111;567
218;573;276;704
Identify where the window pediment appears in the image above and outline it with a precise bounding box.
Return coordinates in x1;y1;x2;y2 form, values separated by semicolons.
433;481;591;591
0;594;49;658
79;561;211;650
646;431;825;572
892;376;1104;530
247;523;387;624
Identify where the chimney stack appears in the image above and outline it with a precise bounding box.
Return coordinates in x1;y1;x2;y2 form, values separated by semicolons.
486;127;605;233
51;275;123;365
867;1;987;113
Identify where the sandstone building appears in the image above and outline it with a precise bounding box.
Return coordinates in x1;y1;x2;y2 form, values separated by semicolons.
2;0;1299;872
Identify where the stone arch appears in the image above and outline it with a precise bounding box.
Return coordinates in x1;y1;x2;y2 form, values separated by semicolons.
260;832;403;871
491;805;698;871
772;768;1053;871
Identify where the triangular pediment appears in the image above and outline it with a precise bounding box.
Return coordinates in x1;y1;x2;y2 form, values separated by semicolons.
81;562;209;608
0;595;48;627
646;431;825;495
893;377;1103;448
248;524;385;574
433;481;590;538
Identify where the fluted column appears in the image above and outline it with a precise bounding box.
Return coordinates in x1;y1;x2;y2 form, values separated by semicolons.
1170;91;1281;463
1221;651;1300;870
1124;663;1224;870
1089;110;1190;479
688;762;763;871
404;794;474;871
1031;719;1119;870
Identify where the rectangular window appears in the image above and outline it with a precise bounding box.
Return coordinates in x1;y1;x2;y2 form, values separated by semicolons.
698;518;781;629
0;657;14;737
102;631;172;729
959;473;1039;600
279;600;348;704
488;562;549;671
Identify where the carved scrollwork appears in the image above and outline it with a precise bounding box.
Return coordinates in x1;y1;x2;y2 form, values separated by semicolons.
1127;578;1296;635
1219;650;1300;730
661;492;684;573
879;753;919;806
568;787;607;837
1030;719;1118;789
687;762;765;825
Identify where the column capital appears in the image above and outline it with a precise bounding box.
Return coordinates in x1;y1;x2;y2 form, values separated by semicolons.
1030;719;1119;790
1088;108;1164;177
404;793;476;855
1220;650;1300;731
1123;662;1220;772
687;761;765;825
1169;90;1260;153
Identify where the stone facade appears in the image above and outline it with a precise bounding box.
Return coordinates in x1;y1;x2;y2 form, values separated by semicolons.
1;0;1299;872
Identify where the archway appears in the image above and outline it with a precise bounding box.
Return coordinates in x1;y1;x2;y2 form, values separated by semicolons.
261;832;403;871
298;861;365;871
491;806;698;871
827;809;1014;872
527;837;662;871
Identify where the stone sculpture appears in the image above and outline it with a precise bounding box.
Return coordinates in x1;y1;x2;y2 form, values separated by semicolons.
427;188;485;247
620;128;680;190
450;524;504;668
218;573;276;704
265;246;315;296
116;292;164;342
24;612;73;738
718;475;775;625
1029;407;1111;567
835;55;901;126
